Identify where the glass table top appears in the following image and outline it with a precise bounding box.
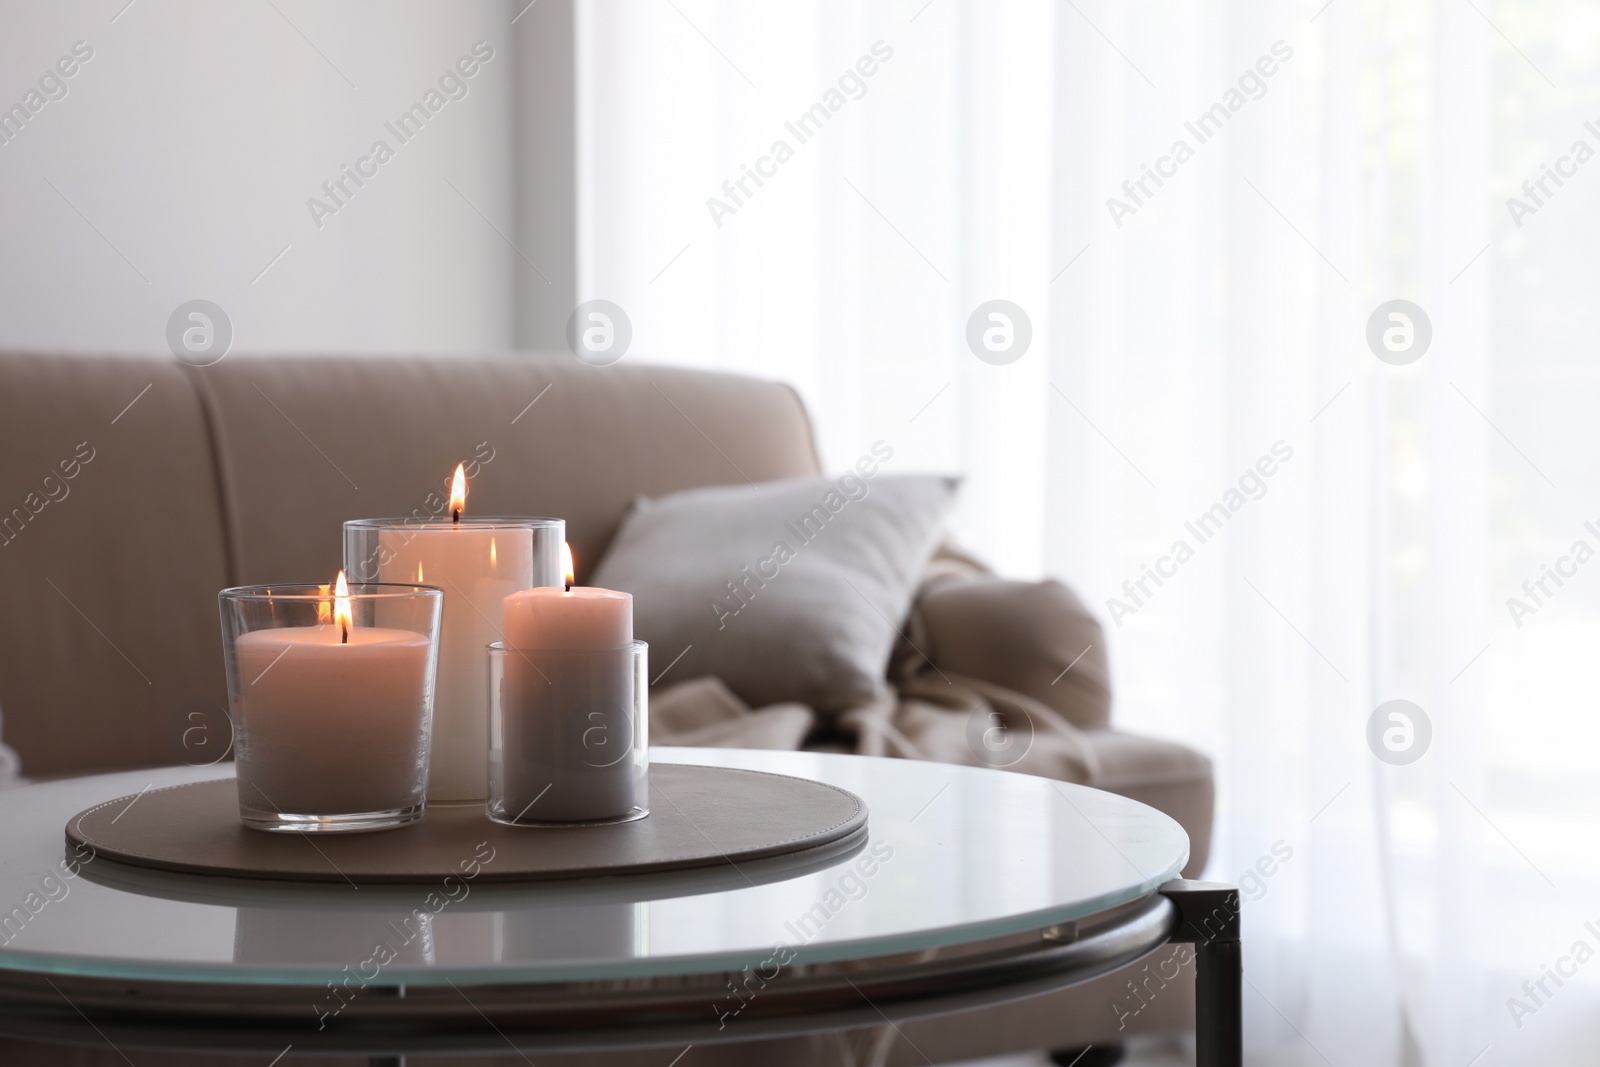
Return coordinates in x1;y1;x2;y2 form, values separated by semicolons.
0;749;1188;987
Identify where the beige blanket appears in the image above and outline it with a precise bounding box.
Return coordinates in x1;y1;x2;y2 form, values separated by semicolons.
651;552;1110;785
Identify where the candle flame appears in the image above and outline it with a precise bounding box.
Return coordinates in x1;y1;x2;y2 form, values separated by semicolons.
449;463;467;523
334;569;352;643
562;542;575;592
490;537;497;568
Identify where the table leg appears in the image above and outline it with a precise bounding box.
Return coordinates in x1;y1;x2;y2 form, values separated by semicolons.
1158;879;1241;1067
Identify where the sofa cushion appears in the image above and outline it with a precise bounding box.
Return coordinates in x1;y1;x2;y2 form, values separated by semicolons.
1084;728;1214;876
592;473;957;711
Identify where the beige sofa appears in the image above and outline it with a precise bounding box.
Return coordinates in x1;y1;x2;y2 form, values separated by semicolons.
0;352;1212;1065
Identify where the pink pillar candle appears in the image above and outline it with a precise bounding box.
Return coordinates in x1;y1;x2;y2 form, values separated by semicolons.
502;586;632;651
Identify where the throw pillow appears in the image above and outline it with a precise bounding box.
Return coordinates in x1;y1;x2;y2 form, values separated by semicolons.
590;472;958;711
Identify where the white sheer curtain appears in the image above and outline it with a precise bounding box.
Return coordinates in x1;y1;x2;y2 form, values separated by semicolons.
577;1;1600;1063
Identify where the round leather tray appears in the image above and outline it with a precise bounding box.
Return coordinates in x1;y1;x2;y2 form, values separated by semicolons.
65;765;868;885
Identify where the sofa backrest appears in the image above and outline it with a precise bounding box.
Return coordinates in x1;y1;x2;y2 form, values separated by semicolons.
0;353;819;775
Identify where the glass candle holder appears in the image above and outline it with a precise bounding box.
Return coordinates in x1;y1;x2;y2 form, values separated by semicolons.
219;583;444;833
344;517;564;803
488;641;649;826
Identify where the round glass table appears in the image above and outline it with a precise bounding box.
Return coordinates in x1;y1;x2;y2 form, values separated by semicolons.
0;749;1233;1063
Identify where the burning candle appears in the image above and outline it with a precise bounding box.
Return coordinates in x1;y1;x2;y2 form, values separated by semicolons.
492;545;648;824
349;465;554;804
222;573;443;832
502;544;633;651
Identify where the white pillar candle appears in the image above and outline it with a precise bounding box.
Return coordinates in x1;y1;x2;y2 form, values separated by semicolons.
495;545;642;822
233;584;433;819
374;466;534;802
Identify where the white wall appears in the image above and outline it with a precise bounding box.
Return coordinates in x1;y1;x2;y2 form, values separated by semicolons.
0;0;571;355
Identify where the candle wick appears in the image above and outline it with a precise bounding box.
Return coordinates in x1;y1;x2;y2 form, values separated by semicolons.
341;622;349;644
452;507;462;525
564;580;572;592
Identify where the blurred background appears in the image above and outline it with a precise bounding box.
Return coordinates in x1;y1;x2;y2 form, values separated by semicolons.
3;1;1597;1064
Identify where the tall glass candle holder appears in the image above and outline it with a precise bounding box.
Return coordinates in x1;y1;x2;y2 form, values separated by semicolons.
219;583;444;833
488;641;649;826
344;517;564;803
